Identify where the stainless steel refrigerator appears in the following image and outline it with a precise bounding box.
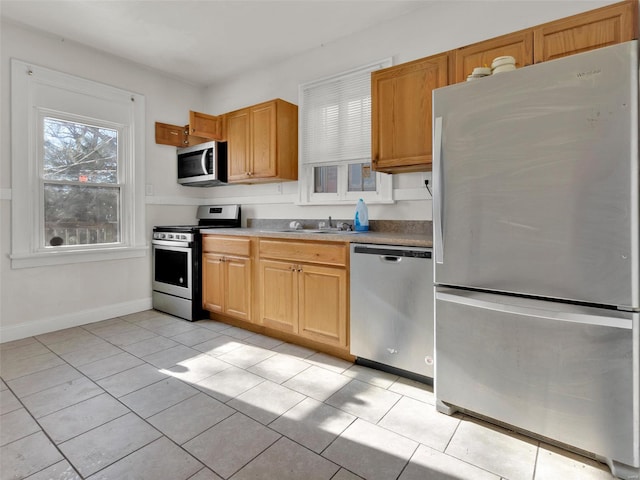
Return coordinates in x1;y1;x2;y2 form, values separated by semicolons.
432;40;639;479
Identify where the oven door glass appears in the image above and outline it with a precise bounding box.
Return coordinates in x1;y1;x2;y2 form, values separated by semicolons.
152;243;192;299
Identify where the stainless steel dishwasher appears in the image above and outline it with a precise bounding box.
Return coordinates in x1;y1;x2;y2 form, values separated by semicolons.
350;243;433;380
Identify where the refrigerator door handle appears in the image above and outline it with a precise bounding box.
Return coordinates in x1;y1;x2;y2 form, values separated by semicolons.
436;291;633;330
433;116;444;264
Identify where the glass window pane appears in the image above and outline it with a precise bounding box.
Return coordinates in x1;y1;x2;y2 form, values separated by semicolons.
44;184;120;246
43;117;118;183
348;163;376;192
314;166;338;193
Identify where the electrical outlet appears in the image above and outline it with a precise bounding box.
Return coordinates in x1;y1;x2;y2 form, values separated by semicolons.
145;184;153;196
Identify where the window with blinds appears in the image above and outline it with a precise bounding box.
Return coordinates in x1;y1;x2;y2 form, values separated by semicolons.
298;59;393;204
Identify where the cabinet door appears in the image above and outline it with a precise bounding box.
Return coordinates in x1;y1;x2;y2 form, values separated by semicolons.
202;253;225;313
259;259;299;333
298;264;347;347
155;122;187;147
453;30;533;83
250;102;277;179
189;111;225;141
225;255;252;322
371;53;449;173
534;0;637;63
226;109;251;182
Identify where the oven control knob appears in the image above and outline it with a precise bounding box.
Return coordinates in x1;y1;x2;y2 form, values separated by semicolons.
167;234;174;239
159;233;165;239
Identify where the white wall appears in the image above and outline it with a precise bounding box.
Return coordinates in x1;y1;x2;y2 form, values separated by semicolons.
200;0;614;222
0;21;207;340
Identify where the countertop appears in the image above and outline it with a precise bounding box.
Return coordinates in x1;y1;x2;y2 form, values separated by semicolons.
200;227;432;248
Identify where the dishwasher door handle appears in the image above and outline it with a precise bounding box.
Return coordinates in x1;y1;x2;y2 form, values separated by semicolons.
380;256;402;263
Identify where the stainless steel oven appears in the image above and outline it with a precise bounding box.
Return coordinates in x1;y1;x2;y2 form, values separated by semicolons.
152;205;241;321
152;236;193;300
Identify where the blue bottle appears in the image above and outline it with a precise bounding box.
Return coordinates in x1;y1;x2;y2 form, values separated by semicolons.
354;198;369;231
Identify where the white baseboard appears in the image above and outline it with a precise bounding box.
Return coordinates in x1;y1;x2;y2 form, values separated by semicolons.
0;297;153;343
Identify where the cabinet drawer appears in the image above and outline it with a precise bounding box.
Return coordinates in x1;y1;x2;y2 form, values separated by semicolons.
259;239;347;267
203;236;251;256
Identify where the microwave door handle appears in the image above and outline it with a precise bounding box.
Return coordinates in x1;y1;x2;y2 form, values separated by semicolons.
200;149;208;175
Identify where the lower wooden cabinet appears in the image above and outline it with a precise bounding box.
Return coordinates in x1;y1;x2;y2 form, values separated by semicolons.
259;259;299;334
298;263;347;347
202;235;350;353
258;239;349;349
202;236;252;322
259;259;348;347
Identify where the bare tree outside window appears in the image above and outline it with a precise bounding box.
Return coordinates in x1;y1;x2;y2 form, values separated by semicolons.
42;117;120;247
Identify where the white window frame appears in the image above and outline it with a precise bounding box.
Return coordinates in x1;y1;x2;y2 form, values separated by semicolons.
10;59;146;269
298;59;394;205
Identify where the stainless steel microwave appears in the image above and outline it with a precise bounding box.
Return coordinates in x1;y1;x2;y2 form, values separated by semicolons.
177;141;228;187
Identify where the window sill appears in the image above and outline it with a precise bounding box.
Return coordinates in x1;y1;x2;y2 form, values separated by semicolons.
10;245;148;269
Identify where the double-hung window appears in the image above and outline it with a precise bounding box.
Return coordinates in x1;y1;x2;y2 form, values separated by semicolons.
41;115;121;248
299;59;393;204
11;59;146;268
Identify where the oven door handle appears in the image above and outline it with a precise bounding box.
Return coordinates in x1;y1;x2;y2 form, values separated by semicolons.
152;239;191;248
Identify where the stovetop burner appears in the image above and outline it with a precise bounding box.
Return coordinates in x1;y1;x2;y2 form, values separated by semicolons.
153;204;241;235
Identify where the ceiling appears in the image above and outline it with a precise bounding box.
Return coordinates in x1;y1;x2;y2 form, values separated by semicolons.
0;0;430;86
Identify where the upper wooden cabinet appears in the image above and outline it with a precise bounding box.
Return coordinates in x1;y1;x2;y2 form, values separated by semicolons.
155;122;188;147
371;53;449;173
533;0;638;63
226;99;298;184
373;0;636;173
155;111;225;147
453;30;534;83
189;111;225;141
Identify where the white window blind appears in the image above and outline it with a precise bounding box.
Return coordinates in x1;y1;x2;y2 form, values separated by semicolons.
298;58;393;205
301;59;390;165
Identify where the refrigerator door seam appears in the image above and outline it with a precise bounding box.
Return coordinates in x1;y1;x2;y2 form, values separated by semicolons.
436;291;633;330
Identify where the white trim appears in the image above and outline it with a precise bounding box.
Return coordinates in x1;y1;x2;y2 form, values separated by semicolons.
10;59;146;269
0;189;11;200
10;245;148;269
0;298;153;343
143;186;425;206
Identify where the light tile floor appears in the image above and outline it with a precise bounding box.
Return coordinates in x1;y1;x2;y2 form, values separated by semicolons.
0;310;615;480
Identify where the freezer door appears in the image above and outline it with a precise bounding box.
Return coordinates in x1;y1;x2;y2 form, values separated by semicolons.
435;287;639;468
432;41;639;309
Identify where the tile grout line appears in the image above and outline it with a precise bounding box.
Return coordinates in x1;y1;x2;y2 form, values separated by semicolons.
1;378;85;479
2;313;458;480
